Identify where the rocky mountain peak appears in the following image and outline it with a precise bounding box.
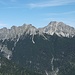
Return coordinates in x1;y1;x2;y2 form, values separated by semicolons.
0;24;37;40
0;21;75;41
39;21;75;37
48;21;58;25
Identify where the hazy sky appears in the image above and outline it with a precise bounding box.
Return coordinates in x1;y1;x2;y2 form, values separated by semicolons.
0;0;75;28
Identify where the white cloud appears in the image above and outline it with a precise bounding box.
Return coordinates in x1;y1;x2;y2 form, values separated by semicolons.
46;11;75;16
28;0;75;8
0;23;7;27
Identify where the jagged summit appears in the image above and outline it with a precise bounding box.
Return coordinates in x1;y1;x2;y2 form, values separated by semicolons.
0;21;75;40
48;21;74;28
0;24;37;40
39;21;75;37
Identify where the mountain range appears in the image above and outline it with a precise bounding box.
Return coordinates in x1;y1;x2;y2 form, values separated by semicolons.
0;21;75;75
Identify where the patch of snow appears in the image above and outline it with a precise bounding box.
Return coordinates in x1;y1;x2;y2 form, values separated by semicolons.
12;47;14;51
50;68;59;75
0;45;12;60
51;56;54;71
0;63;1;68
14;38;19;47
42;34;48;40
29;61;32;64
0;63;1;67
7;55;11;60
45;70;49;75
32;35;35;44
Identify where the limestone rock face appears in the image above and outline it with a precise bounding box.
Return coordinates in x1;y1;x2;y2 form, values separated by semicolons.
39;21;75;37
0;24;37;40
0;21;75;41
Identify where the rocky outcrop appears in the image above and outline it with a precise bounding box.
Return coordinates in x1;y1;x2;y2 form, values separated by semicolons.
39;21;75;37
0;24;37;40
0;21;75;41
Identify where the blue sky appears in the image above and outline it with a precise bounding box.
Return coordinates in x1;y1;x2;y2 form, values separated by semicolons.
0;0;75;28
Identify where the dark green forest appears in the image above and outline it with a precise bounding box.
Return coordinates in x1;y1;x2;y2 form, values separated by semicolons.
0;55;42;75
0;34;75;75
